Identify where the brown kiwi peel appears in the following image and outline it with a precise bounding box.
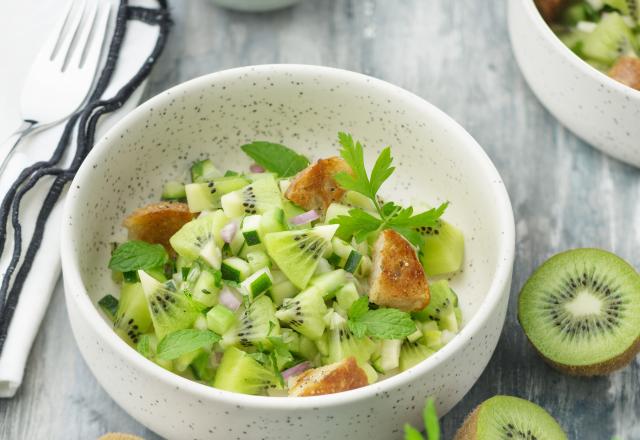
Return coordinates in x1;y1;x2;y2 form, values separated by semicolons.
453;404;479;440
532;334;640;376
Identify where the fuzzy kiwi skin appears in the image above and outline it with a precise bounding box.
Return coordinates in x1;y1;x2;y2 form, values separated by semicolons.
453;404;479;440
531;335;640;376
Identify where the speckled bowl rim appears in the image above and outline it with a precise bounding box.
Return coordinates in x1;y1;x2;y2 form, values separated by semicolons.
520;0;640;98
61;64;516;410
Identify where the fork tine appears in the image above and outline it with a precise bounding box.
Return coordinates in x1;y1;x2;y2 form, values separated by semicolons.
79;1;111;72
68;0;99;69
52;0;87;71
44;0;76;59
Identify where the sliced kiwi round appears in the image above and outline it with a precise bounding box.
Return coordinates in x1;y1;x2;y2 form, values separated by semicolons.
454;395;567;440
518;248;640;376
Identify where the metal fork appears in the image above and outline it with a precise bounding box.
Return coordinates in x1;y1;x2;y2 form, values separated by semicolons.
0;0;111;175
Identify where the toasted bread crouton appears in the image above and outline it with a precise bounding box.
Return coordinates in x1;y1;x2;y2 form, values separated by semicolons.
284;156;353;212
98;434;144;440
609;57;640;91
368;229;430;312
534;0;569;22
288;357;368;397
123;202;196;252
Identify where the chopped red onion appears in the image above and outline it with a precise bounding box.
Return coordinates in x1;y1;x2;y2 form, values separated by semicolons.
220;220;238;243
250;163;265;173
219;287;241;311
289;209;319;225
282;361;311;380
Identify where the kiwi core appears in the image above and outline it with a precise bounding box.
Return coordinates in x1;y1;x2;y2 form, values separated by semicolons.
563;290;602;317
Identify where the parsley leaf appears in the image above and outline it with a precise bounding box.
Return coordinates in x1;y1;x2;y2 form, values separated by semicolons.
156;329;220;360
423;398;440;440
347;298;416;339
330;133;448;245
404;424;425;440
241;141;310;177
108;240;168;272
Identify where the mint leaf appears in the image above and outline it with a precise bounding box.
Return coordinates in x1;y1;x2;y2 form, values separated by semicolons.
136;335;153;359
355;308;416;339
404;424;425;440
348;296;369;320
241;141;310;177
347;320;367;338
156;329;220;360
423;398;440;440
109;240;168;272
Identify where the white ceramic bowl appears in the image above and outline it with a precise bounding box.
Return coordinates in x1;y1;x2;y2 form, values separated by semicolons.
508;0;640;167
61;65;515;440
209;0;302;12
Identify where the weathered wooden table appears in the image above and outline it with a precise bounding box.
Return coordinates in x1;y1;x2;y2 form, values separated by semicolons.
2;0;639;438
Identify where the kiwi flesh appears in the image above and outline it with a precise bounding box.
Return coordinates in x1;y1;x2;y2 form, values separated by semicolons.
221;295;280;348
264;224;338;289
114;282;152;345
221;175;283;218
213;346;276;395
417;219;464;277
138;271;201;340
518;248;640;376
169;213;217;261
581;12;639;66
275;285;328;340
324;310;376;365
454;395;567;440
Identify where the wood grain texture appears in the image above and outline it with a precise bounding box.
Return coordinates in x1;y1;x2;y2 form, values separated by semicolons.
2;0;639;438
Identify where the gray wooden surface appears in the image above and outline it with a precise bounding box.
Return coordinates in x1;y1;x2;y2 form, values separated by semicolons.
2;0;639;438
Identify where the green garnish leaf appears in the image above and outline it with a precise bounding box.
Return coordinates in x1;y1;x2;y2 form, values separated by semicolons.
423;398;440;440
241;141;310;177
156;329;220;360
108;240;169;272
347;297;415;339
136;335;153;359
331;133;448;244
97;294;119;322
404;424;425;440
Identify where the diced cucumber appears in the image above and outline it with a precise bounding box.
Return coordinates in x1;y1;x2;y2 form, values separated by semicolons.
326;253;342;267
221;257;251;282
192;267;221;307
314;257;333;275
240;268;273;299
199;241;222;270
242;215;262;246
207;304;236;334
315;334;329;356
356;255;372;277
360;362;378;384
190;351;216;382
335;283;359;311
343;250;363;273
224;170;239;177
379;339;402;372
246;250;270;273
407;324;423;343
421;321;442;349
161;181;186;200
191;159;221;182
328;237;363;273
98;294;119;322
193;314;209;330
310;269;347;298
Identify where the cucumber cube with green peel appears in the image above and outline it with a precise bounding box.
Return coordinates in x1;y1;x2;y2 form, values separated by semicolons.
207;304;236;335
221;257;251;282
343;250;363;273
199;241;222;270
240;268;273;299
407;324;423;343
242;215;262;246
335;283;359;310
192;268;221;307
270;279;298;306
161;181;186;201
191;159;221;182
246;250;270;273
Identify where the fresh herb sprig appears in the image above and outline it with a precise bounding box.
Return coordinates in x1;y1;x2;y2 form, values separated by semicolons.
241;141;310;177
332;132;448;246
108;240;169;272
156;329;220;360
404;398;441;440
347;297;416;339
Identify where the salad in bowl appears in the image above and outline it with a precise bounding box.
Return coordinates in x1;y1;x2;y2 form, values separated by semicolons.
99;132;465;397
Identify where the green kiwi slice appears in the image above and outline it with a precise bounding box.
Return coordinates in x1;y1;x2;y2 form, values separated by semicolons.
454;395;567;440
221;295;280;348
518;248;640;375
417;219;464;277
581;13;639;66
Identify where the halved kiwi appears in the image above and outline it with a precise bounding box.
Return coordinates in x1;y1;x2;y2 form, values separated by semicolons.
518;248;640;376
454;395;567;440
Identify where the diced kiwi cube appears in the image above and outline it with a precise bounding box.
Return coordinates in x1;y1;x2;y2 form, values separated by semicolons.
192;268;221;307
240;268;273;299
207;304;236;335
343;250;363;273
221;257;251;282
270;280;298;306
335;283;359;311
185;183;218;212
